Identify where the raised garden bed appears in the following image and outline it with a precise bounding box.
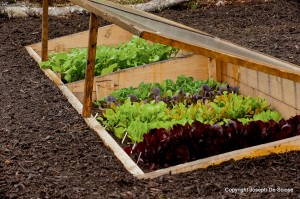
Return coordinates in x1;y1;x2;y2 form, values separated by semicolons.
25;0;300;179
95;75;299;172
27;24;200;102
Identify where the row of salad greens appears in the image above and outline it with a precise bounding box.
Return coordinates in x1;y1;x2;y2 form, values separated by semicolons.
40;35;178;83
94;75;239;108
95;76;282;143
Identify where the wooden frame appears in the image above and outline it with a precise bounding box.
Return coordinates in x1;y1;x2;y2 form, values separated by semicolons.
28;0;300;179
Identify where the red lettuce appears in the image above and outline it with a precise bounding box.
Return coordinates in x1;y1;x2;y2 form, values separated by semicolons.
125;115;300;170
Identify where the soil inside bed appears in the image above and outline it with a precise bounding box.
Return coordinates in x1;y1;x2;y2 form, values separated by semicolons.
1;0;299;198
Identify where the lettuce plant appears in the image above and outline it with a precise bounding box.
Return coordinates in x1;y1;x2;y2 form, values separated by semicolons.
40;36;178;83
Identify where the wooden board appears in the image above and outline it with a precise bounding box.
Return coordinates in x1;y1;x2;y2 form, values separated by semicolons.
221;64;300;119
66;54;209;102
141;32;300;84
28;24;133;56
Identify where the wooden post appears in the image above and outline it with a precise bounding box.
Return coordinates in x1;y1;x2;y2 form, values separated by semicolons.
41;0;48;61
208;58;222;82
82;13;99;117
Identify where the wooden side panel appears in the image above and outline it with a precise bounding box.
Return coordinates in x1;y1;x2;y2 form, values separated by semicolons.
222;64;300;119
66;54;209;101
257;71;270;95
137;135;300;179
282;78;297;108
269;75;283;102
25;46;42;63
96;80;115;99
208;58;222;81
29;24;133;56
297;82;300;110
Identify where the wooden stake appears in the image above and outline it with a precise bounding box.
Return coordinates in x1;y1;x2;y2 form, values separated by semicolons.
82;13;99;117
41;0;48;61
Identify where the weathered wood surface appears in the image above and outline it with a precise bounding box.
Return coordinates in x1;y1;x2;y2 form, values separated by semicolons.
221;64;300;119
82;13;99;117
41;0;48;61
142;32;300;83
66;54;209;102
29;24;133;57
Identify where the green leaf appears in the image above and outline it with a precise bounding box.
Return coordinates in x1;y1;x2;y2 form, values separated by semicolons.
101;63;118;75
114;127;126;139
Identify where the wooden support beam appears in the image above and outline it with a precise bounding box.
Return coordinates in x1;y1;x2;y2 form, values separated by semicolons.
82;13;99;117
141;31;300;83
208;58;222;82
41;0;48;61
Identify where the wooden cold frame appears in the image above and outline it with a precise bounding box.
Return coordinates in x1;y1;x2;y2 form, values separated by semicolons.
28;0;300;179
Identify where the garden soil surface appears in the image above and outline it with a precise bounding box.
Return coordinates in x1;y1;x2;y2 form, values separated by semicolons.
0;0;299;198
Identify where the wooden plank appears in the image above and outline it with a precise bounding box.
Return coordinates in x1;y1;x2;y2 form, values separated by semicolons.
59;85;83;114
141;31;300;83
282;78;297;108
55;43;65;52
83;13;99;117
224;74;299;119
297;82;300;110
232;64;240;85
96;80;115;100
25;46;42;63
223;64;298;111
42;69;64;87
269;75;283;102
41;0;48;61
137;135;300;179
208;58;222;81
66;54;209;99
29;24;133;56
257;72;270;95
215;60;222;82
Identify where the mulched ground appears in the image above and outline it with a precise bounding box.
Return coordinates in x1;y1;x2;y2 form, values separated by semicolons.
0;0;299;198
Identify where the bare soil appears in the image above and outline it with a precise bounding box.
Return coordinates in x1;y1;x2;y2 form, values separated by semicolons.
0;0;299;198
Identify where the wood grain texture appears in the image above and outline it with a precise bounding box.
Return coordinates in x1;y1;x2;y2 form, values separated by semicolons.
141;31;300;83
41;0;48;61
82;13;99;117
66;54;209;100
25;46;42;63
29;24;133;56
222;74;299;119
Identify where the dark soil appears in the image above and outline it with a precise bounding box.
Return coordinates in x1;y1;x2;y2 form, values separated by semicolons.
0;0;299;198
